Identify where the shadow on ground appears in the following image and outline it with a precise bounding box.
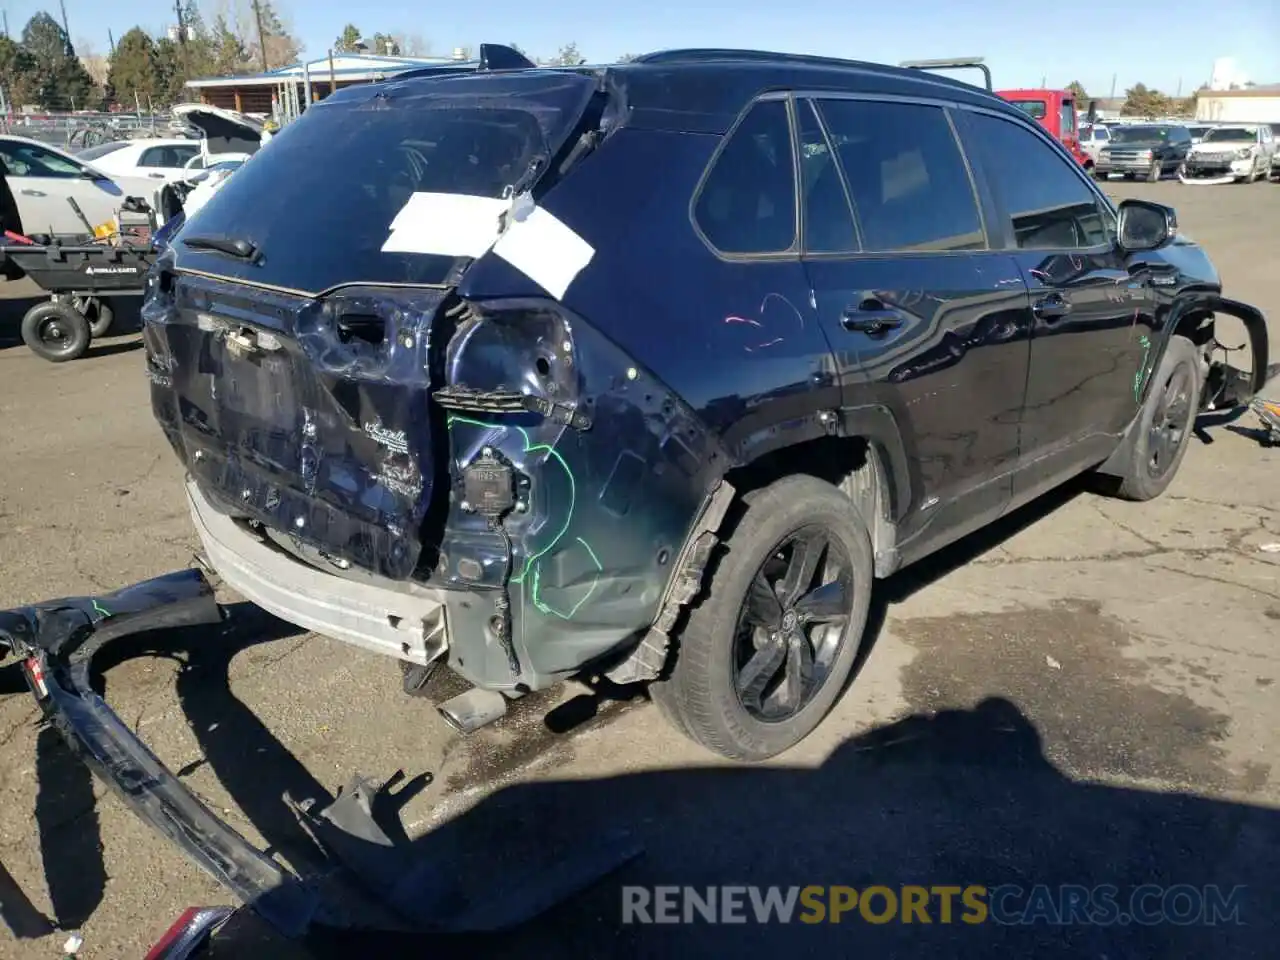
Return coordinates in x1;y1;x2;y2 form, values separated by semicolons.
7;469;1278;956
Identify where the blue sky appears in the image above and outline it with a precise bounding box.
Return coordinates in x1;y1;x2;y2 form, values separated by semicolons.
11;0;1279;95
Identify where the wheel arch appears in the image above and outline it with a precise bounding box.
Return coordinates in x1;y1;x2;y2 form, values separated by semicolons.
1097;290;1270;479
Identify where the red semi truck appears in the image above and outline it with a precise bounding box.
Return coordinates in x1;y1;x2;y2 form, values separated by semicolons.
996;87;1092;168
900;58;1093;168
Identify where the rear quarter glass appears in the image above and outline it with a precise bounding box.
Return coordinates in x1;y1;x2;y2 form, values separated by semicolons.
174;71;599;294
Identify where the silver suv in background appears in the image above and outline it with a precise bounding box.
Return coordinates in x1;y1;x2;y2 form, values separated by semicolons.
1181;124;1276;184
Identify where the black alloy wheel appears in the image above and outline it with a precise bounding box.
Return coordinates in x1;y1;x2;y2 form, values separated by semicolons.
1146;361;1194;480
733;526;853;722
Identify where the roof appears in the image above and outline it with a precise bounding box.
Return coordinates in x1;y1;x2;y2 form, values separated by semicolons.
186;52;470;90
608;50;1013;133
1199;83;1280;98
343;48;1021;137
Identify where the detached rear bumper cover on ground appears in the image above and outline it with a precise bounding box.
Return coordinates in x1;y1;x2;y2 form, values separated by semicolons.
0;568;641;943
0;570;320;937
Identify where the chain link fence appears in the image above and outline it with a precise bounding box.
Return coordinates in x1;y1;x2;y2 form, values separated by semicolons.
0;111;193;151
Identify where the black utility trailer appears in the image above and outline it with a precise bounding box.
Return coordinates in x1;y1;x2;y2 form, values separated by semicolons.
2;240;157;362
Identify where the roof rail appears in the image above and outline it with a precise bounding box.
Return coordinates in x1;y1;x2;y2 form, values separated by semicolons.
899;57;992;92
634;48;868;70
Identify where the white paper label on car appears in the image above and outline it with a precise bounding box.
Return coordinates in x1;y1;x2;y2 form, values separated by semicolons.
382;191;594;300
381;192;506;259
491;204;595;300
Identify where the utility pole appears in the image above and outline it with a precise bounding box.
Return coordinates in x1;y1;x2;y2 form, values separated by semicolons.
1176;77;1183;97
2;12;8;39
58;0;71;52
108;29;116;56
1109;73;1117;99
251;0;269;71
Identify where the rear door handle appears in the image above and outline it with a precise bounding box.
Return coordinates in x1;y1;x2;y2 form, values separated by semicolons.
20;189;45;197
1032;294;1072;321
841;301;906;335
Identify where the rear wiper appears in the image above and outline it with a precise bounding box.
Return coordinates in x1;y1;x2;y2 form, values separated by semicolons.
183;234;259;261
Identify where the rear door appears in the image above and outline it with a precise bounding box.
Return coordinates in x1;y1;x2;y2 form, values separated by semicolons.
798;96;1033;551
956;108;1153;500
0;139;79;236
0;139;123;237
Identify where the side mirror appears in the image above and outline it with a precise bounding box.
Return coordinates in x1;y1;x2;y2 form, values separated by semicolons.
1116;199;1177;253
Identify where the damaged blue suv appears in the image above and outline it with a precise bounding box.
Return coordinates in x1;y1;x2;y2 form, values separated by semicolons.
143;46;1269;761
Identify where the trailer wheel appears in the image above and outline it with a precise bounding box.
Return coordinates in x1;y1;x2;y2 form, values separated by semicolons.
86;297;114;338
21;301;91;362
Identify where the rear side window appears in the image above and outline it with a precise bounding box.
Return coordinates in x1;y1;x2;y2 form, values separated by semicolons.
795;99;858;253
1010;99;1048;120
694;100;797;255
964;113;1113;250
78;141;129;161
141;146;180;168
813;99;984;252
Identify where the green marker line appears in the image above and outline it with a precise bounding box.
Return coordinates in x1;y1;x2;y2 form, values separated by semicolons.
445;416;601;619
1134;334;1152;401
92;599;111;619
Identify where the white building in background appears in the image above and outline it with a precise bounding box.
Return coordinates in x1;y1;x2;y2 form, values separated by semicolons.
1196;85;1280;123
1208;57;1250;91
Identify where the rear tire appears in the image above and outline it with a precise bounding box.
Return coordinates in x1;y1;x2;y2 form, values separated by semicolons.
648;475;873;761
1110;335;1201;502
21;301;90;362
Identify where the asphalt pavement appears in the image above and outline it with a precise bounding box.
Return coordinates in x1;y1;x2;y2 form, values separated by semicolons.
0;179;1277;958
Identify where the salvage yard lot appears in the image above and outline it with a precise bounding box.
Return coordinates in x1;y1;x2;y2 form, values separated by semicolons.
1;181;1278;957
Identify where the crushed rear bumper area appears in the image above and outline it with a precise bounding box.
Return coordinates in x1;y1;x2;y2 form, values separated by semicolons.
187;481;449;666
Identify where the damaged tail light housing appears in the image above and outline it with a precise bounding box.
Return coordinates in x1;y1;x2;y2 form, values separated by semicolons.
434;297;591;430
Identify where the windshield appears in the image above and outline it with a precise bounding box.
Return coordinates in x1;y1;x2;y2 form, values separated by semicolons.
1203;127;1255;142
78;141;130;160
1110;126;1170;143
176;72;598;294
1009;100;1047;120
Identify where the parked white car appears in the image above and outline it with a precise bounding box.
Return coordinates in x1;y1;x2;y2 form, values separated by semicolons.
1180;124;1277;184
170;103;262;171
0;135;164;239
154;106;264;225
1078;123;1112;166
77;138;202;184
